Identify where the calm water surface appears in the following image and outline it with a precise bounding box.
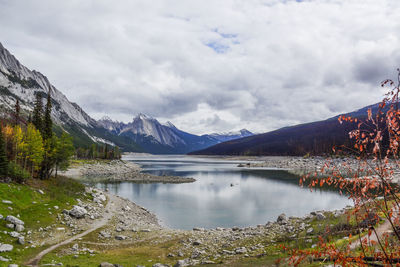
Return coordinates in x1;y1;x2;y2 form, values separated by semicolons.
94;155;352;230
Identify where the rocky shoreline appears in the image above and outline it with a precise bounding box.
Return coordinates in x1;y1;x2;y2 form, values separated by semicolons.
234;156;400;183
17;156;366;267
62;160;196;184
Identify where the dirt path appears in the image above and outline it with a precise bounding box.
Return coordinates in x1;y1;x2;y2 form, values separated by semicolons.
25;194;118;267
350;218;393;250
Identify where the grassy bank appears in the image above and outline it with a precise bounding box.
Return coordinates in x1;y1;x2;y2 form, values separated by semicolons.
0;176;89;265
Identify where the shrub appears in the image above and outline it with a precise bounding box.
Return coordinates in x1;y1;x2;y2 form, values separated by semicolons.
8;162;30;183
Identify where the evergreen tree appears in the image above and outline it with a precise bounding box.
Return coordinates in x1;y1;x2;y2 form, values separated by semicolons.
14;99;20;125
43;92;53;140
104;144;109;159
32;94;43;134
54;132;74;177
0;126;8;176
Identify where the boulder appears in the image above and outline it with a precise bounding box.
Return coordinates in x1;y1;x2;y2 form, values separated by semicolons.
0;244;13;252
235;247;247;254
174;259;190;267
192;240;201;246
15;225;24;232
277;213;287;225
18;237;25;245
69;205;87;218
9;232;19;238
316;213;326;220
99;263;114;267
5;215;24;225
115;235;127;240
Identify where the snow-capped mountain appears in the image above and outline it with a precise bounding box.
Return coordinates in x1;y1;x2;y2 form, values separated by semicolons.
0;42;141;151
0;42;252;154
0;42;95;127
205;129;253;142
98;114;254;154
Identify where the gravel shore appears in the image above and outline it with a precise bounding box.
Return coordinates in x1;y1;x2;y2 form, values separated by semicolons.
62;160;196;184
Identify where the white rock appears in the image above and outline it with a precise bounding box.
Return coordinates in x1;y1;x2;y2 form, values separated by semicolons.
0;244;13;252
69;206;87;219
15;225;24;232
5;215;24;225
2;200;12;204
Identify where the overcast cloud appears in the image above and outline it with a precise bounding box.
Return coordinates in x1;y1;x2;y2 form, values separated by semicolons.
0;0;399;134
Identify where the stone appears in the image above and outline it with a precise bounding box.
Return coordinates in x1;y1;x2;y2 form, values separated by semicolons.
99;231;111;238
115;235;127;240
306;227;314;234
8;265;18;267
235;247;247;254
192;227;205;232
192;240;201;246
15;225;24;232
54;206;59;210
2;200;12;204
174;259;190;267
316;212;326;220
152;264;170;267
0;244;13;252
140;229;151;232
0;256;9;262
5;215;24;225
6;224;14;229
9;231;20;238
99;263;114;267
69;205;88;218
38;189;45;195
277;213;287;225
0;214;3;220
18;236;25;245
72;243;79;251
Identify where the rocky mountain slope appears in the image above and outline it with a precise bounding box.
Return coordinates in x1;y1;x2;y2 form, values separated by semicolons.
0;42;140;151
98;115;254;154
0;42;252;154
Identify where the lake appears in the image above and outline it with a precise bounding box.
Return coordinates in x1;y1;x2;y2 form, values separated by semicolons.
93;155;352;230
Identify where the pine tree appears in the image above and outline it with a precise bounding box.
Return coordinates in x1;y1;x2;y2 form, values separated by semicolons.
0;126;8;176
32;94;43;134
54;132;74;177
14;99;20;126
43;92;53;140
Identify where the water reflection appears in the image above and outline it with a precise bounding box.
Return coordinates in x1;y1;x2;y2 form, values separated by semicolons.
93;155;352;230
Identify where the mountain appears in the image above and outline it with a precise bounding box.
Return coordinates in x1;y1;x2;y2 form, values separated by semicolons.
0;41;253;154
0;42;141;151
98;114;254;154
204;129;253;142
189;104;381;156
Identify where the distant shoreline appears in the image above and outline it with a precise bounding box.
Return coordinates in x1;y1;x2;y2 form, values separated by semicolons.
62;159;196;184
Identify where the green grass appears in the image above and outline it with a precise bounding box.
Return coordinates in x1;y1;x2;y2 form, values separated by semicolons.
0;176;88;265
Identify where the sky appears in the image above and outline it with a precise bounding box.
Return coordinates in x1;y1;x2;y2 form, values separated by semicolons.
1;0;400;135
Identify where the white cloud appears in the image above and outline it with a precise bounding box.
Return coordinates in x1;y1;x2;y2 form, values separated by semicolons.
0;0;398;134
